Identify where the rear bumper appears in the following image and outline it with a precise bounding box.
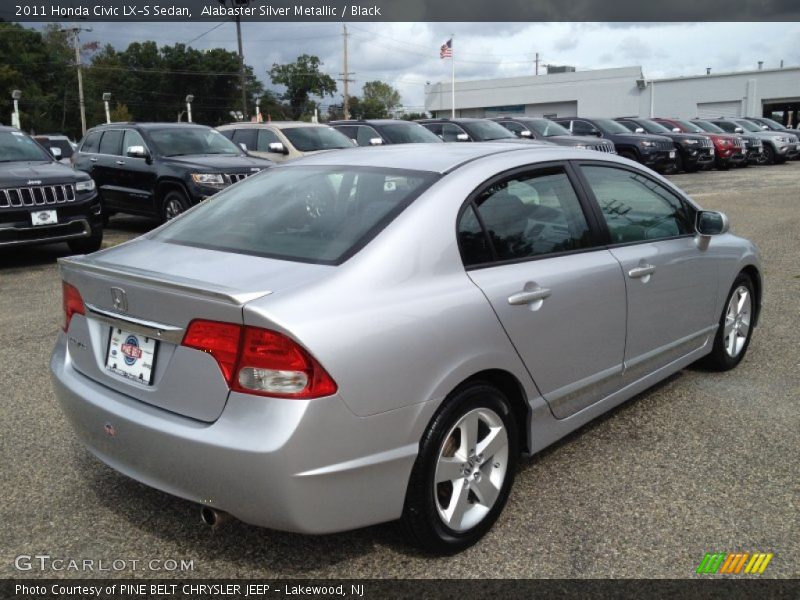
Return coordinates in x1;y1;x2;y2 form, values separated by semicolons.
50;334;429;534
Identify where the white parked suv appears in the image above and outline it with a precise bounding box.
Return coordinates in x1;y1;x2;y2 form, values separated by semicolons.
217;122;354;162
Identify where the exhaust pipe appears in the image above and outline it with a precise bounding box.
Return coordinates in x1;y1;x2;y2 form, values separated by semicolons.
200;506;228;530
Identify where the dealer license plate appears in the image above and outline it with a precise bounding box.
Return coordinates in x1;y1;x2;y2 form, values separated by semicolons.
31;210;57;226
105;328;158;385
669;150;676;159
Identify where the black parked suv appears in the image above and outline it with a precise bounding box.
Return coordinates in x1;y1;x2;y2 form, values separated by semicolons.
615;117;714;172
416;118;547;145
73;123;273;222
552;117;676;172
490;116;616;153
329;119;442;146
0;126;102;253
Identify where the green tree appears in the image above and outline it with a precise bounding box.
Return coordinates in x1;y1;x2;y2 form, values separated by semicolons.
268;55;337;120
361;80;401;118
401;111;430;121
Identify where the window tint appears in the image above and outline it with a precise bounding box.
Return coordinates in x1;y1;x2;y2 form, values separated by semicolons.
0;131;51;162
376;123;442;144
81;131;101;153
457;205;493;266
441;123;467;142
232;129;258;151
98;130;123;155
571;121;595;135
581;165;692;244
355;125;381;146
333;125;356;141
153;166;438;264
421;123;442;136
282;126;353;152
122;129;146;155
499;121;526;135
713;121;736;133
256;128;281;151
460;167;592;263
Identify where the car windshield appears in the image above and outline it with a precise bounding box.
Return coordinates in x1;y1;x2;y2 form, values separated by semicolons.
153;165;439;264
593;119;632;134
692;120;726;134
35;137;74;158
0;131;52;162
734;120;762;133
461;121;517;141
148;127;242;157
281;126;354;152
637;120;672;134
376;123;443;144
525;119;571;137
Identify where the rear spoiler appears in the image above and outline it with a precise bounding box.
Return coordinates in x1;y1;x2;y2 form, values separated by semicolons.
58;255;272;306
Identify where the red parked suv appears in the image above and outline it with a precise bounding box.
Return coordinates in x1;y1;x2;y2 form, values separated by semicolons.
654;118;746;170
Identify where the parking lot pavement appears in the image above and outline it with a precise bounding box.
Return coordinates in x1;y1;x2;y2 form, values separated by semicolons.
1;162;798;579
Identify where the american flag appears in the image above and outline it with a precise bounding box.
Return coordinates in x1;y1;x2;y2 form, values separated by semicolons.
440;38;452;59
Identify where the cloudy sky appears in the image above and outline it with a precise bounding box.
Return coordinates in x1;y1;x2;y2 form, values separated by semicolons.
34;21;800;112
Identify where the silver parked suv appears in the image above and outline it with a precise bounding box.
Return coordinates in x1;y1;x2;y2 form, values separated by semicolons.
708;117;798;164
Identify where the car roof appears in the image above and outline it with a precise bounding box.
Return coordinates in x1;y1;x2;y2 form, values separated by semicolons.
90;122;211;131
329;119;417;125
278;142;572;174
217;121;330;130
416;118;486;123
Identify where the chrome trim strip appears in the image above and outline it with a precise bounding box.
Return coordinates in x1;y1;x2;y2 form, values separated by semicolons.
58;256;272;306
85;303;185;344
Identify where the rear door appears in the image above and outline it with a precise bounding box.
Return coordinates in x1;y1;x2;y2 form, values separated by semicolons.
575;162;718;383
73;130;103;182
460;163;627;419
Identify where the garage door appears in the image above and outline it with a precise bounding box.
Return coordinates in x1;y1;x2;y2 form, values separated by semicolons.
697;101;742;118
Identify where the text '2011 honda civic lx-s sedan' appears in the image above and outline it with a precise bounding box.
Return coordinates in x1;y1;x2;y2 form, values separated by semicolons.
51;143;762;554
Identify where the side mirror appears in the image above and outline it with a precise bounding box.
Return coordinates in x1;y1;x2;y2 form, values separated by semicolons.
695;210;729;249
760;125;768;130
672;127;681;133
126;145;147;159
734;127;744;133
519;130;532;138
635;127;645;134
239;142;248;151
368;137;384;146
456;133;470;142
268;142;289;154
50;146;62;158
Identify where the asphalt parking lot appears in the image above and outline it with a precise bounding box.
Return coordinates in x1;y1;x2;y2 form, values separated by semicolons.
1;161;798;579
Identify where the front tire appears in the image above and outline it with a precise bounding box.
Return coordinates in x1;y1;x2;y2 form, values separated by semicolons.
160;189;189;223
700;273;756;371
763;144;776;165
401;383;519;554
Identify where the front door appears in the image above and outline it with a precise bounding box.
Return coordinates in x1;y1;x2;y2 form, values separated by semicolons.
459;163;627;419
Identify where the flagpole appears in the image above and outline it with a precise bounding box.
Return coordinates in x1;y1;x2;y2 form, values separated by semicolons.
451;33;455;119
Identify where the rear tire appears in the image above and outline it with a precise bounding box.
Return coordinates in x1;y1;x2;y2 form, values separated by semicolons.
67;225;103;254
699;273;756;371
160;189;189;223
401;383;519;554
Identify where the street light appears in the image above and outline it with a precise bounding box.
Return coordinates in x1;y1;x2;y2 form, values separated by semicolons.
11;90;21;129
185;95;194;123
102;92;112;123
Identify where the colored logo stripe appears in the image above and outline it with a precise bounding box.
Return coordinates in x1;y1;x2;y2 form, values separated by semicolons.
697;552;773;574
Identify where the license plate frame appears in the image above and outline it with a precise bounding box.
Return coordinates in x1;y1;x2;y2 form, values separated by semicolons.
31;210;57;226
105;327;158;386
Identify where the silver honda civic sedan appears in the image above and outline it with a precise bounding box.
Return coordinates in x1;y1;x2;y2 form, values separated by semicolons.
51;143;761;553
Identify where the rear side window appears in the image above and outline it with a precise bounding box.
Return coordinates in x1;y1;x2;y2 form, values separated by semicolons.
154;166;438;264
458;166;593;266
98;130;123;155
581;165;692;243
80;131;101;153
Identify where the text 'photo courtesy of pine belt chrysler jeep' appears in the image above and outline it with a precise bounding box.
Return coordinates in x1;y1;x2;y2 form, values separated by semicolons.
552;117;677;172
0;126;102;252
72;122;273;223
51;143;762;554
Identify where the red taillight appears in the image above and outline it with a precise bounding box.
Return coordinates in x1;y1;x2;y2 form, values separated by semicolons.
181;321;337;399
182;320;242;384
62;282;85;332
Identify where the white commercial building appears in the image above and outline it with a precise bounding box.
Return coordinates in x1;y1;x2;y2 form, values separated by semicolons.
424;65;800;126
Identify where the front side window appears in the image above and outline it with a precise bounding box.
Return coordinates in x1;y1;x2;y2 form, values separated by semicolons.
457;167;593;265
153;166;438;264
149;127;241;157
460;120;516;141
282;126;353;152
256;128;281;151
712;121;737;133
355;126;381;146
526;119;572;138
498;121;527;136
376;123;442;144
441;123;468;142
581;165;692;244
571;120;596;135
122;129;146;155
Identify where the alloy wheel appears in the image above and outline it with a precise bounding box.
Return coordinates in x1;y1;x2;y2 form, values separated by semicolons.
723;285;752;358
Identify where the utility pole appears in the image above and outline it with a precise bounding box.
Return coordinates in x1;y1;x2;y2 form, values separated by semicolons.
340;24;355;120
535;52;540;75
235;15;247;119
66;27;92;136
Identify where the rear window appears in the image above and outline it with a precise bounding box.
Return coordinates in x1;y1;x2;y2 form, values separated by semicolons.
153;165;438;264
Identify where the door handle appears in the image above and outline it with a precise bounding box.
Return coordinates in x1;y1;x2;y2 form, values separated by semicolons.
115;160;126;165
508;287;551;306
628;264;656;279
89;158;98;162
